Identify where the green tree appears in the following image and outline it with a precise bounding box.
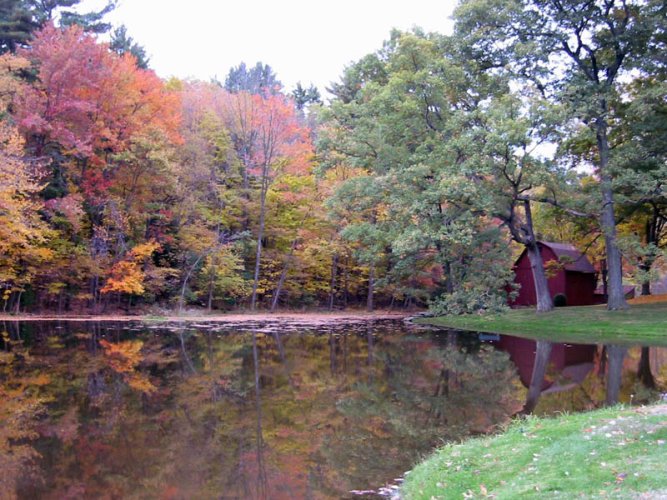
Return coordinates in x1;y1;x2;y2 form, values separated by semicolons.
224;61;282;95
110;24;149;69
454;0;667;310
321;31;517;313
0;0;34;53
291;82;321;111
614;76;667;296
33;0;117;33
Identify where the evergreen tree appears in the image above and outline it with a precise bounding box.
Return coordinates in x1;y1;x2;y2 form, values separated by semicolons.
0;0;116;54
0;0;35;53
35;0;117;34
224;61;282;95
292;82;321;110
110;24;150;69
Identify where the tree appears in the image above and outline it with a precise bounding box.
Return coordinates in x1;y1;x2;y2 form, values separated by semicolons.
220;91;313;310
17;23;179;165
196;245;249;310
31;0;117;33
440;90;571;313
14;24;181;310
291;82;321;111
110;24;150;69
0;0;116;54
454;0;667;310
100;241;160;303
614;75;667;296
224;61;282;95
0;0;35;54
321;31;518;313
0;54;52;311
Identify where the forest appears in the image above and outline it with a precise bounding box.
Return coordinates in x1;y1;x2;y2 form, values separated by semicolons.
0;0;665;316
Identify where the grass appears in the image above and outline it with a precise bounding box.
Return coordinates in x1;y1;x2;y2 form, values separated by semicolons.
417;301;667;346
401;404;667;499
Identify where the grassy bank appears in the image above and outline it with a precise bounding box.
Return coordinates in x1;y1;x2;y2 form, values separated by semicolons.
402;404;667;499
418;302;667;346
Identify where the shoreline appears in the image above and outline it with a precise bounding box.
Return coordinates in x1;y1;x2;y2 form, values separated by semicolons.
0;310;415;324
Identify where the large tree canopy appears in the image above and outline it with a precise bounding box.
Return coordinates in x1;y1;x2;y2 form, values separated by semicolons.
454;0;667;309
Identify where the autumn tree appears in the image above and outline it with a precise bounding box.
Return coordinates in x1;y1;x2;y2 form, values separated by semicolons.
0;55;52;311
14;24;180;310
220;91;313;310
101;241;160;307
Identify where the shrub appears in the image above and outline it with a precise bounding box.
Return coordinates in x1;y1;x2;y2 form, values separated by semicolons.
553;293;567;307
428;289;509;316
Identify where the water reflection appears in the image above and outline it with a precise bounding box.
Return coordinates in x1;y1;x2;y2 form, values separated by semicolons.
0;320;664;499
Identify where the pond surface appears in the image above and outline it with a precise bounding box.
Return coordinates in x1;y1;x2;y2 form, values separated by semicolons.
1;319;665;499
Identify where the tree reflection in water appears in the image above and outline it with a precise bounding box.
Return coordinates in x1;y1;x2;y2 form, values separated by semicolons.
0;320;662;499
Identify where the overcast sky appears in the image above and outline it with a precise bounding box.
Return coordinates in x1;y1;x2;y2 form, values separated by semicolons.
78;0;458;96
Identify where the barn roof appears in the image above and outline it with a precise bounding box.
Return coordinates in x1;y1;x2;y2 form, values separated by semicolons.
539;242;596;274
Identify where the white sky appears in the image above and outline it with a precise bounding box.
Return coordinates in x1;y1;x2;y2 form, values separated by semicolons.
78;0;458;97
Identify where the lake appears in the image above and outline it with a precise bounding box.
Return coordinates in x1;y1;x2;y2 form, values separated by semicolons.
1;319;664;499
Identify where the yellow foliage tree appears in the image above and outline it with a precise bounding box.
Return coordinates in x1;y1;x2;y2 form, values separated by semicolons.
0;55;52;310
100;241;160;296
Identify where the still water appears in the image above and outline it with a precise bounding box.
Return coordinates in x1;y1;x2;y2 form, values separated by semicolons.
1;319;664;499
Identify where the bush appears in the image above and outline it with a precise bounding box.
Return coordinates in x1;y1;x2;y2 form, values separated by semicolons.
428;289;509;316
553;293;567;307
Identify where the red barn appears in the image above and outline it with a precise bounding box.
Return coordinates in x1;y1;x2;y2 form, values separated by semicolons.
511;242;597;307
497;335;597;389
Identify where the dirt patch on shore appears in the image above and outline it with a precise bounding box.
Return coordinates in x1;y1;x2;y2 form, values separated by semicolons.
0;310;415;324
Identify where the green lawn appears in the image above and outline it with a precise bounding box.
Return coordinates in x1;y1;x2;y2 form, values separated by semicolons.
402;404;667;499
417;302;667;346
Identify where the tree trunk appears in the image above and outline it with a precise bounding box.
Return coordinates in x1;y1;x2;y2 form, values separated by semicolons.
14;291;22;314
328;254;338;311
525;243;554;313
596;116;628;310
510;201;553;313
639;205;663;296
251;331;268;497
179;256;204;313
637;346;656;389
605;344;626;405
90;275;99;313
640;279;651;297
250;175;269;311
270;236;299;312
522;340;552;414
270;264;289;312
343;259;349;309
444;260;454;294
366;263;375;312
207;279;214;311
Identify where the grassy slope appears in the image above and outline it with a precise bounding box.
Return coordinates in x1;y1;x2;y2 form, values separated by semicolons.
402;405;667;499
417;302;667;346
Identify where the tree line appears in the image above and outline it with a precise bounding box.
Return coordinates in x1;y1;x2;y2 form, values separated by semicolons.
0;0;665;314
